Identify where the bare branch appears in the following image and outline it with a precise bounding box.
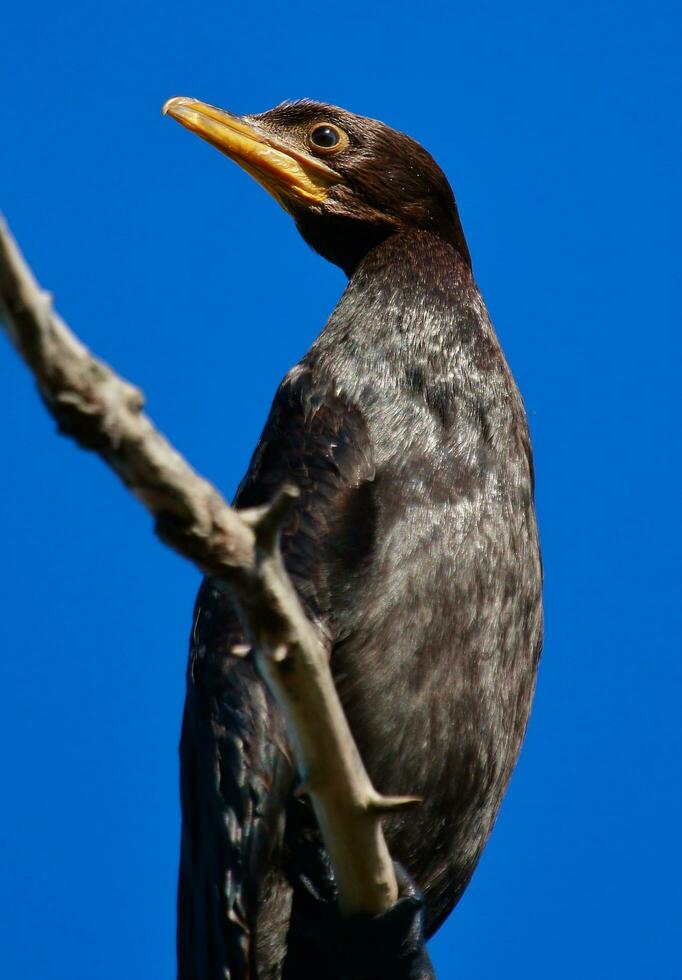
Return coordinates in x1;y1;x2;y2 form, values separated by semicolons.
0;212;416;916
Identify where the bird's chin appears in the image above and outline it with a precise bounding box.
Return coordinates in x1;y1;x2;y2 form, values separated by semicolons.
293;208;396;277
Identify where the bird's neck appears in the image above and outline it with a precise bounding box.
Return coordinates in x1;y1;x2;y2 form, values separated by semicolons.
310;230;501;395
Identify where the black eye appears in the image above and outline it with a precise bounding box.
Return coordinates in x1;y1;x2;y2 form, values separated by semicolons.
309;124;343;150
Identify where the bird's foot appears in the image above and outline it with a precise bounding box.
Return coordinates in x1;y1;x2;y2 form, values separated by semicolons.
284;863;435;979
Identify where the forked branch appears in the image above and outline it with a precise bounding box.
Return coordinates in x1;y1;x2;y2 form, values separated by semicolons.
0;213;417;916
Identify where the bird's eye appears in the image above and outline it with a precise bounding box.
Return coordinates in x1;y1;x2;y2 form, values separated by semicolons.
308;124;346;153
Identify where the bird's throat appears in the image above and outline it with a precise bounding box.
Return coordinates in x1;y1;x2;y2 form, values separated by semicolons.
293;209;397;277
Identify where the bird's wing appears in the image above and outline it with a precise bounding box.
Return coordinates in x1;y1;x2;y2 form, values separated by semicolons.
177;362;375;979
236;363;376;632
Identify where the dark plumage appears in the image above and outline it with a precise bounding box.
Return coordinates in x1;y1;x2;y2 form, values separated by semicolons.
165;98;543;979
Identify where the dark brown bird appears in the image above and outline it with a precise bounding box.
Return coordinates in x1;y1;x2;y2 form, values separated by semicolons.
164;96;543;980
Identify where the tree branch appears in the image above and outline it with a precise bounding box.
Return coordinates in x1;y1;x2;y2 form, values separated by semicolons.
0;213;419;916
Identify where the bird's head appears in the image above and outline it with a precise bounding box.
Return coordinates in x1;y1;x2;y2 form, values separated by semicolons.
163;97;471;276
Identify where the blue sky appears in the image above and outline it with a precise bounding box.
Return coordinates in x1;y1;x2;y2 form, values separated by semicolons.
1;1;680;977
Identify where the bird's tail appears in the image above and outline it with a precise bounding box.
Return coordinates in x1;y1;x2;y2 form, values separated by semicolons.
177;582;293;980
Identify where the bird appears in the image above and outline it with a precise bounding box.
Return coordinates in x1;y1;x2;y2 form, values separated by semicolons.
163;96;543;980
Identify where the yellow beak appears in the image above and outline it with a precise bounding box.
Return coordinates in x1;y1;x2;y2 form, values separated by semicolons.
163;97;341;209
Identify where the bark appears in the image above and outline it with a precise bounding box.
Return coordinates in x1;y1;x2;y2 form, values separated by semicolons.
0;212;418;918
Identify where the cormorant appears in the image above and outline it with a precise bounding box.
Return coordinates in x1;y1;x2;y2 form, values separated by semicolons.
164;96;543;980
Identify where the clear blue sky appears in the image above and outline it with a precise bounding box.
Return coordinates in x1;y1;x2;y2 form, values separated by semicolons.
1;1;680;977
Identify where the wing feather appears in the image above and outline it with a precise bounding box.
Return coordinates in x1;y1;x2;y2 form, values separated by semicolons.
177;364;375;979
